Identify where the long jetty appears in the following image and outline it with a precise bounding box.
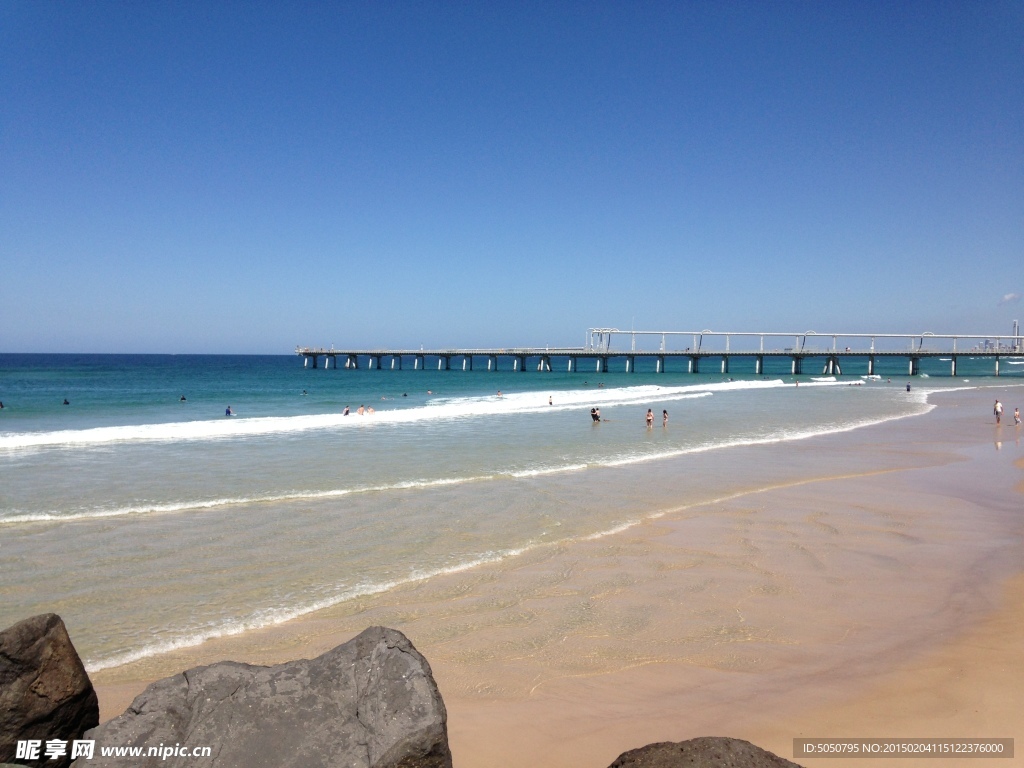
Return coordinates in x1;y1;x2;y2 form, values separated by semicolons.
297;328;1024;377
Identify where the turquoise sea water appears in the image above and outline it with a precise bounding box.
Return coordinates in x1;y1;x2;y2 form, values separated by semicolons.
0;353;1020;670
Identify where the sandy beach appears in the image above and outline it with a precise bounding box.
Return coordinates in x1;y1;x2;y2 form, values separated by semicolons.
90;387;1024;767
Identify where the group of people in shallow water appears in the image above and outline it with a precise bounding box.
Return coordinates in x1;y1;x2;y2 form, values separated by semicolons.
590;407;669;427
646;409;668;428
993;400;1021;426
342;405;375;415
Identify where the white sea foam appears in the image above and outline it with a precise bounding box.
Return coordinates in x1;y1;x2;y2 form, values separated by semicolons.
0;476;495;525
84;544;531;672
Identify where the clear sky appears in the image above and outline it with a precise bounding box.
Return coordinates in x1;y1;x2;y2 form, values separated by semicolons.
1;1;1021;353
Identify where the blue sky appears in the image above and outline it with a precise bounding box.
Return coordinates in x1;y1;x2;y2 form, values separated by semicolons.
1;1;1021;353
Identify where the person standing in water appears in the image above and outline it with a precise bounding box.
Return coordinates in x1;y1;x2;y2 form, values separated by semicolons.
662;410;668;427
1014;407;1020;426
646;409;654;428
993;400;1002;424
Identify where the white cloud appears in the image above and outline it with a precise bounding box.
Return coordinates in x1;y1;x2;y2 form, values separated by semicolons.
998;292;1021;305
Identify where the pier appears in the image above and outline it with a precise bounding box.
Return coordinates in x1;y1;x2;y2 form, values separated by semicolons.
297;327;1024;377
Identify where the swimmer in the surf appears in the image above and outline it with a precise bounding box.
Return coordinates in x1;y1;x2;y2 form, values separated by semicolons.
63;399;70;405
225;406;233;416
180;395;186;401
357;405;365;415
343;406;350;416
548;396;552;406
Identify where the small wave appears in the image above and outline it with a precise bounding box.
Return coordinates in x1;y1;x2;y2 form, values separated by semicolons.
84;544;531;672
603;402;935;468
510;464;588;478
0;475;496;526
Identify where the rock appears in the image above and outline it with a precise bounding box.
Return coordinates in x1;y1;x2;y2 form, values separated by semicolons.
607;737;803;768
77;626;451;768
0;613;99;768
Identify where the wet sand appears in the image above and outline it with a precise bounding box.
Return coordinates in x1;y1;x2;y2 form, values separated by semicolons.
91;387;1024;766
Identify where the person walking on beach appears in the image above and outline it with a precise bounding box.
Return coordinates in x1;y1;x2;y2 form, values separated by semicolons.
994;400;1002;424
1014;407;1020;426
646;409;654;429
662;410;668;427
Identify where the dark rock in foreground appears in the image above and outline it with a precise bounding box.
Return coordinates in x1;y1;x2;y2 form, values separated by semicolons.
77;626;451;768
608;737;803;768
0;613;99;768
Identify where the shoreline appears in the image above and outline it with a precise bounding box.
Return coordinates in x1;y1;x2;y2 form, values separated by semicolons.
89;386;1024;765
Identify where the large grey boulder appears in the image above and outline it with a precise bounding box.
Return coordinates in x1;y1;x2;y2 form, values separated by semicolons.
77;626;451;768
607;737;803;768
0;613;99;768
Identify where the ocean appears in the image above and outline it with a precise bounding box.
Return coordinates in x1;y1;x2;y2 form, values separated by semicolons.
1;352;1020;673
